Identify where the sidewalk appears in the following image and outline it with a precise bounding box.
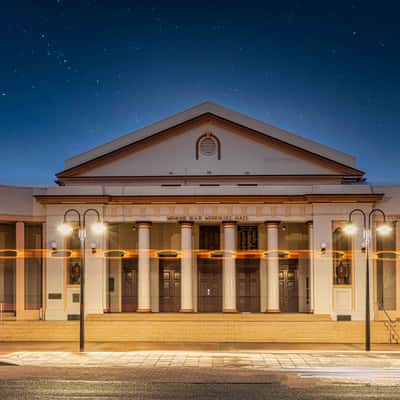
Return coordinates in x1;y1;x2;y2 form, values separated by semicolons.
2;349;400;369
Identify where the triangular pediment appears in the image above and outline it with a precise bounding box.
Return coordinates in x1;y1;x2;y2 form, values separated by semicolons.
57;103;363;184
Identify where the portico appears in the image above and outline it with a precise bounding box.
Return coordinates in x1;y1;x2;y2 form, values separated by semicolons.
99;217;312;315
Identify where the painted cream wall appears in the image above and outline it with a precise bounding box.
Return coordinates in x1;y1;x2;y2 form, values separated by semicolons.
85;211;106;315
375;186;400;214
312;205;334;316
0;186;45;217
79;121;342;177
312;203;377;321
44;205;107;320
372;186;400;320
45;213;66;320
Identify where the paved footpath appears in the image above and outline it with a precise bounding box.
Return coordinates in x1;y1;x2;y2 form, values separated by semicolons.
1;350;400;386
1;350;400;398
2;350;400;369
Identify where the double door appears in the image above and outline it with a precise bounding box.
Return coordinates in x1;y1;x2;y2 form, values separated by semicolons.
159;260;181;312
279;260;299;313
198;225;222;312
198;259;222;312
236;259;260;312
121;259;138;312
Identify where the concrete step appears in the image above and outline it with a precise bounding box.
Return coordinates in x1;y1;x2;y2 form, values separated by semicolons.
0;319;391;344
87;312;332;322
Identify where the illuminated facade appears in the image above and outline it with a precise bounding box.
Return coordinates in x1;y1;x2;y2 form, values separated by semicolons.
1;102;399;327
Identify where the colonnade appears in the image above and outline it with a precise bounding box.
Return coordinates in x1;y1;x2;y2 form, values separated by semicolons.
135;221;314;313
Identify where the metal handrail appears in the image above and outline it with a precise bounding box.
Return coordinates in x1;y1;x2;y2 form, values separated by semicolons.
380;302;400;344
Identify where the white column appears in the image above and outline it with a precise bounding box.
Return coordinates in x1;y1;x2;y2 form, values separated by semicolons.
180;222;193;312
266;221;280;312
85;214;106;315
223;222;237;312
16;221;25;319
307;221;315;313
137;222;151;312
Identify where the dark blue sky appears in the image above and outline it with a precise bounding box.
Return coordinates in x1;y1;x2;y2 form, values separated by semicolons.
1;1;399;186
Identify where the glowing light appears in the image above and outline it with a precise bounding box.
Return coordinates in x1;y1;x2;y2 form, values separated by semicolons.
57;222;73;235
91;222;106;235
376;223;393;236
343;223;358;235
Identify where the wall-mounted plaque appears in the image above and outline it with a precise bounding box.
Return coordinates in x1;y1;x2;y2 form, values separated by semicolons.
48;293;62;300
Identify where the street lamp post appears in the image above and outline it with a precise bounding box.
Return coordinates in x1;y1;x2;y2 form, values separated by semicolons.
343;208;392;351
58;208;106;352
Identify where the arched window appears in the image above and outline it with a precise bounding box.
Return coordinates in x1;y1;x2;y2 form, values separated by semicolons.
196;133;221;160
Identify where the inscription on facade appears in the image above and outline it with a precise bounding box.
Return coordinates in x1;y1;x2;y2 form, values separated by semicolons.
167;216;249;222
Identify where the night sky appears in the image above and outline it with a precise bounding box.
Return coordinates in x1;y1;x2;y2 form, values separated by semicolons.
1;1;399;186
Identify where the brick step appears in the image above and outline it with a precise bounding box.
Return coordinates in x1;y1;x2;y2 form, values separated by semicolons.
87;313;332;322
0;320;391;344
0;313;16;321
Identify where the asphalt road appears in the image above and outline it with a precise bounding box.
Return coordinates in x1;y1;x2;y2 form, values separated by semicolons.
1;379;400;400
0;366;399;400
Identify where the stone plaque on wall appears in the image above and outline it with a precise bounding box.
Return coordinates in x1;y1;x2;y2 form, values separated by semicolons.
48;293;62;300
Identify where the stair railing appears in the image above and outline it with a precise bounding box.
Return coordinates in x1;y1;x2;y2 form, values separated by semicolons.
380;301;400;344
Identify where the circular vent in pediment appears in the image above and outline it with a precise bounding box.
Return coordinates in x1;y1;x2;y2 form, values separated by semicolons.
196;133;220;159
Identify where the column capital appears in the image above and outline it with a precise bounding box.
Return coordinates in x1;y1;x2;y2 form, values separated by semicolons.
179;221;194;227
222;220;237;226
136;221;152;228
264;221;280;227
306;220;314;227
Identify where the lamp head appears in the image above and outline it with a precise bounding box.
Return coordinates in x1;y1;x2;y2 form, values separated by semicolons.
57;222;73;235
343;223;358;235
92;222;106;235
376;223;393;236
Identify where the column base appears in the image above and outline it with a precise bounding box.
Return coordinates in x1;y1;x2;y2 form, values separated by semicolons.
307;309;315;314
223;308;239;313
137;308;152;313
266;309;280;313
179;309;194;313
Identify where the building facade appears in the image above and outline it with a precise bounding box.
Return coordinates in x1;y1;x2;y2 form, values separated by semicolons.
1;103;399;333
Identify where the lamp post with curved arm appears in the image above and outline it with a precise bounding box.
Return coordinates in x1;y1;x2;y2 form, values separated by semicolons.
58;208;106;352
343;208;392;351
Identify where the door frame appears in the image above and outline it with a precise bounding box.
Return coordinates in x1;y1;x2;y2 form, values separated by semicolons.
159;258;181;312
121;259;138;312
197;258;222;313
236;258;260;312
279;259;299;313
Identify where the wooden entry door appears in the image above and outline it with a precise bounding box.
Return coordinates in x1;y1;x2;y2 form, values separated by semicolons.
198;259;222;312
236;259;260;312
159;259;181;312
279;260;299;313
121;259;138;312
